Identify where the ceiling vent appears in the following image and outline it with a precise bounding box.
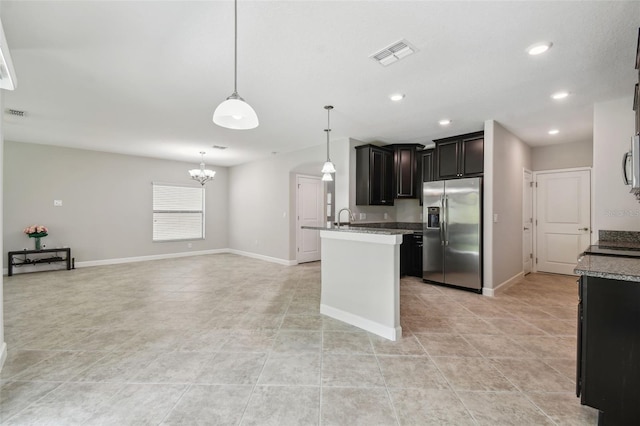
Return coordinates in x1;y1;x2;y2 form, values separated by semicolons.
212;145;228;150
5;108;25;117
370;39;417;66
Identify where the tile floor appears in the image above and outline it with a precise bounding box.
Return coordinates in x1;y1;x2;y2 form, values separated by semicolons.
0;254;598;425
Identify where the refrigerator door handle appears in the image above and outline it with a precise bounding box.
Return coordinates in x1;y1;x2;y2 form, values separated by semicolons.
439;195;445;245
443;196;448;246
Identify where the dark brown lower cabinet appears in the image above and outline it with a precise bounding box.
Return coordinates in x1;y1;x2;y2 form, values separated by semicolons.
401;233;423;278
577;275;640;425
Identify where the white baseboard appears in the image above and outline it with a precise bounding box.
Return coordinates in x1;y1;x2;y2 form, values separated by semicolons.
320;304;401;341
483;271;524;297
75;249;228;268
227;249;297;266
0;342;7;373
3;248;298;276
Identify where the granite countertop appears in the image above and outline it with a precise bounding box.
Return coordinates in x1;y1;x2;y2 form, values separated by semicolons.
301;224;415;236
575;254;640;282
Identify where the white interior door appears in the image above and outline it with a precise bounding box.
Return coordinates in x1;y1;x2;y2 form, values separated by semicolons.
523;169;533;275
296;175;323;263
535;169;591;275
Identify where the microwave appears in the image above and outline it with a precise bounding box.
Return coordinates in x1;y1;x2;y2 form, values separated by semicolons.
623;135;640;196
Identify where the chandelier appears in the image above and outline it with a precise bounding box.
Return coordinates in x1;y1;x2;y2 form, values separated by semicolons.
189;152;216;185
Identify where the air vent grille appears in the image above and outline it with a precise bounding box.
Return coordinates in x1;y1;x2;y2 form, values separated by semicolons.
370;39;416;66
212;145;228;150
6;108;25;117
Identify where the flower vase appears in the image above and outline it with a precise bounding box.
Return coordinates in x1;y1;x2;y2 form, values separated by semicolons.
34;237;41;250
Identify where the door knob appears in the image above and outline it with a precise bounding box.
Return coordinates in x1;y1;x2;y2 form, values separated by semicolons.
578;227;589;231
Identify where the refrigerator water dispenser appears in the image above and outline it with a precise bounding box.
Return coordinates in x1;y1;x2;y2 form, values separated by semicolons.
427;207;440;228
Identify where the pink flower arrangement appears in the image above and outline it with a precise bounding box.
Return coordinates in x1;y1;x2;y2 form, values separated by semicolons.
23;225;48;237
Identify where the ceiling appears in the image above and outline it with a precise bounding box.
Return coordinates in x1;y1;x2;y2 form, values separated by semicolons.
2;1;639;167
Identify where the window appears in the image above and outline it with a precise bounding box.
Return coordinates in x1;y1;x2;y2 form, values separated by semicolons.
152;183;204;241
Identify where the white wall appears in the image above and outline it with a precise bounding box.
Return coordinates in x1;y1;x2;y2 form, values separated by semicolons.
3;142;229;265
484;120;532;294
228;143;327;263
532;139;593;171
593;96;637;237
0;84;5;366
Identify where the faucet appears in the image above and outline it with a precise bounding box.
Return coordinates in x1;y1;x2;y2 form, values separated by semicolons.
337;208;355;228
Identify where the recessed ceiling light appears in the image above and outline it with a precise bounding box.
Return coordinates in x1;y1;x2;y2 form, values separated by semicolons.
551;91;570;100
438;119;451;126
526;41;553;56
548;129;560;135
390;94;405;101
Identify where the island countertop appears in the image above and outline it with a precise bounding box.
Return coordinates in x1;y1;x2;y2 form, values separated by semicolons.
575;254;640;282
301;224;414;236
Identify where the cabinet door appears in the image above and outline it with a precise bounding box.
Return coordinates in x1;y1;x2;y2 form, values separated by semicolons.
421;150;434;182
394;146;416;198
380;148;394;204
435;140;459;180
409;233;423;277
370;147;394;205
419;150;434;206
461;136;484;176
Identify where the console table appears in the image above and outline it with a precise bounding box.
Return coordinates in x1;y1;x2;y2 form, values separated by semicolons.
8;248;72;276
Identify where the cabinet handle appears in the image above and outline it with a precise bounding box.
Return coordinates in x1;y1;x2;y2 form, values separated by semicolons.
578;227;589;231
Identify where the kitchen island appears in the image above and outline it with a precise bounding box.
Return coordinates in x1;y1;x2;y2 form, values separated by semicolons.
574;234;640;426
302;224;413;341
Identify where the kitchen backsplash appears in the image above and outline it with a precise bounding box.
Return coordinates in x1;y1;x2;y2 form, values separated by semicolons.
599;230;640;243
350;198;421;224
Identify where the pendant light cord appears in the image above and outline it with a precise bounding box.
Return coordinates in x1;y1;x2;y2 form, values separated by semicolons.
234;0;238;95
325;105;333;160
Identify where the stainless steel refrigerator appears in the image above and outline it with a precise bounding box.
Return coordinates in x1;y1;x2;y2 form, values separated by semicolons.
423;177;482;292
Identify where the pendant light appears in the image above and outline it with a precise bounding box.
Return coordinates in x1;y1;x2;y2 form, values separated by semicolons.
189;152;216;185
321;105;336;181
213;0;259;130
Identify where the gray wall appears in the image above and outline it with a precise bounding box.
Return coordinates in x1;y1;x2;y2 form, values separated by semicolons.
228;143;325;262
3;141;229;264
484;120;532;292
532;139;593;171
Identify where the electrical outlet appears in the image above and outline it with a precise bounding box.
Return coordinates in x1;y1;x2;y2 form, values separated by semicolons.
54;200;62;207
384;213;389;220
359;213;366;220
493;214;499;223
187;243;192;249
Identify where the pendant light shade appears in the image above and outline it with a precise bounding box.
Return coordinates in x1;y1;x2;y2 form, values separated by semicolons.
321;161;336;174
213;95;259;130
322;173;333;182
321;105;336;176
213;0;258;130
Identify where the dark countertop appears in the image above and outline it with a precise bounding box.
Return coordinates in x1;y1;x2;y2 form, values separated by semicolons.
302;224;413;236
575;236;640;281
349;222;423;232
575;254;640;282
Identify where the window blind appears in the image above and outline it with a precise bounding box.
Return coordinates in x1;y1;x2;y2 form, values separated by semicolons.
152;183;204;241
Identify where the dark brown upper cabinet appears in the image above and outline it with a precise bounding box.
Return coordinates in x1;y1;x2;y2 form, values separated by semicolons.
391;144;424;199
355;145;394;206
419;148;435;206
420;148;435;183
434;131;484;180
